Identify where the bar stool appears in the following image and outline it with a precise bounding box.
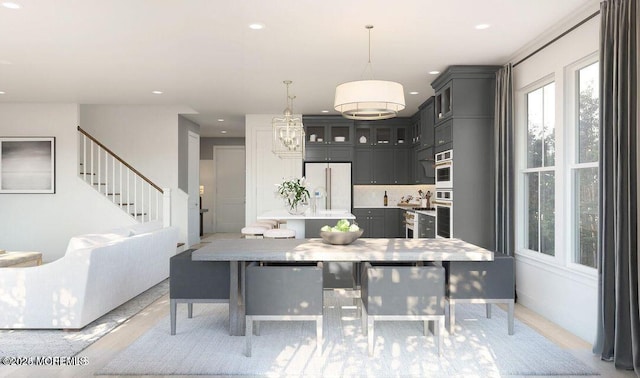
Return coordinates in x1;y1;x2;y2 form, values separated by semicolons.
241;226;268;238
263;228;296;239
250;221;275;229
258;219;279;228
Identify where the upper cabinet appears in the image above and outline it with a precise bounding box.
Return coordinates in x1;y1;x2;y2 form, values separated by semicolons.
303;116;355;162
419;97;435;149
431;66;499;124
303;116;354;146
355;118;412;148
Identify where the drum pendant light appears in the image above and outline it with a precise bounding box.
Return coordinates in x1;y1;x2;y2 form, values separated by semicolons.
334;25;405;120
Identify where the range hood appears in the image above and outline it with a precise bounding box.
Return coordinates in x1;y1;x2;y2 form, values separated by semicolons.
419;160;433;175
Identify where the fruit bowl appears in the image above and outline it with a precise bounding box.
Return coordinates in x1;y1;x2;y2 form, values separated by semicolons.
320;229;364;245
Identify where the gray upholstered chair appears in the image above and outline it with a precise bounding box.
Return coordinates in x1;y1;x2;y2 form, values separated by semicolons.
244;262;323;357
360;262;446;356
169;249;230;335
443;252;515;335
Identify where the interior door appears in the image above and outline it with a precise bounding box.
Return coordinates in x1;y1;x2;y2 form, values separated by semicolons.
214;146;246;232
188;131;200;246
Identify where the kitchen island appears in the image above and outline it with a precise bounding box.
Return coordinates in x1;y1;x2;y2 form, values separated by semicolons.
257;209;355;239
193;237;493;335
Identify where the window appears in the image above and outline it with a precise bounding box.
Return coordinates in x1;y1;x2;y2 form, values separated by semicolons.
523;83;555;256
572;61;599;268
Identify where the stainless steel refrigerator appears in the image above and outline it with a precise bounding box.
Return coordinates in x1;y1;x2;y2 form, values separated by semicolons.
303;162;352;211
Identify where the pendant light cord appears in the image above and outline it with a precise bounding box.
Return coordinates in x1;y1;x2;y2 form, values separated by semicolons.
362;25;375;79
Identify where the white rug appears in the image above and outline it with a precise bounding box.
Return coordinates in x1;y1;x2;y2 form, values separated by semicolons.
99;291;598;377
0;279;169;358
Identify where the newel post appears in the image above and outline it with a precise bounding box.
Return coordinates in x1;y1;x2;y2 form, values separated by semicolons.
162;188;172;227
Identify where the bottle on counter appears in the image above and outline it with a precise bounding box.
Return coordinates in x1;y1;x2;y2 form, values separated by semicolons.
383;191;388;206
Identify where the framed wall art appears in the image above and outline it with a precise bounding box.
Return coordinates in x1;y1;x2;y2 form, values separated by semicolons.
0;137;56;194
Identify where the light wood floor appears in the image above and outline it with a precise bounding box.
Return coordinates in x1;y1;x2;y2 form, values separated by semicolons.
4;233;636;378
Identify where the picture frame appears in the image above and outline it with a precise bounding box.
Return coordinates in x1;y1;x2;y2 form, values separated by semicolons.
0;137;56;194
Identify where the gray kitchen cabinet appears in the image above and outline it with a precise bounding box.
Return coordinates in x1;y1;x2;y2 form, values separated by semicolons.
384;208;404;238
305;145;353;162
354;146;394;184
303;116;355;162
393;148;410;184
430;65;501;250
434;120;453;153
419;97;435;148
352;208;385;238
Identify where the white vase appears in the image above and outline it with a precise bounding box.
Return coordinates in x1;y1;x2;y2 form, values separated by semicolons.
286;201;308;215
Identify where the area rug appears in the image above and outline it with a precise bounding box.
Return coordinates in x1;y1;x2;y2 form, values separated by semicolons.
98;290;598;377
0;279;169;358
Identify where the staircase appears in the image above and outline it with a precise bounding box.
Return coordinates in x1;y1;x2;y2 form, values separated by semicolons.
77;126;170;224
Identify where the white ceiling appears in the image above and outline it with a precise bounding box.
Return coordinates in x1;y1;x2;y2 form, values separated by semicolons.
0;0;594;137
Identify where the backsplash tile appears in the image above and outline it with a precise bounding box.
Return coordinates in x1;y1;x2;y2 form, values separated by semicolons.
353;185;435;207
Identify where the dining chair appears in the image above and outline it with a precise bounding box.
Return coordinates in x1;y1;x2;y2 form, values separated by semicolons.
169;249;230;335
360;262;446;356
244;262;324;357
443;252;515;335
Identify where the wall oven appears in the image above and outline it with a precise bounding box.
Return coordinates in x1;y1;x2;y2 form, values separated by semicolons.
434;149;453;188
434;189;452;238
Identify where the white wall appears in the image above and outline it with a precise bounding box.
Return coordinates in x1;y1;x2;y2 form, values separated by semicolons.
245;114;303;224
511;5;599;343
0;104;134;262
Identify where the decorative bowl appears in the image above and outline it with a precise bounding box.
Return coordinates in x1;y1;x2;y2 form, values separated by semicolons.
320;229;364;245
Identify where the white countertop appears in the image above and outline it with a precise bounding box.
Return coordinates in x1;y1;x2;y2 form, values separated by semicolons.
414;210;436;216
353;205;419;210
258;209;356;220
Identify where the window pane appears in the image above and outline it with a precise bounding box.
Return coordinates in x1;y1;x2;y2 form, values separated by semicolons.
578;62;599;163
540;171;555;256
575;167;598;268
527;88;543;168
543;84;555;166
526;172;539;251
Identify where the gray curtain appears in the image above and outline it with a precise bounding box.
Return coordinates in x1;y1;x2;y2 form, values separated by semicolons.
593;0;638;372
494;64;515;256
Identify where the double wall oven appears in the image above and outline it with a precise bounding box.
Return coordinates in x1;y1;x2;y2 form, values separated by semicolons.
434;149;453;239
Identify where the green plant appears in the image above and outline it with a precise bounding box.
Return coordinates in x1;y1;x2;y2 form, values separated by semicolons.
276;177;310;209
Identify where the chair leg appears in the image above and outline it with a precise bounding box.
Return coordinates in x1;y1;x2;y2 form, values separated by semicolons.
437;317;444;356
367;317;375;356
448;300;456;334
423;320;429;336
316;316;323;353
486;303;492;319
508;300;515;335
255;321;260;336
170;299;177;335
361;302;368;336
188;302;193;319
245;316;253;357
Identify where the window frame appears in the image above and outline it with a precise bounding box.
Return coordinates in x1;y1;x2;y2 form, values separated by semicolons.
517;74;558;263
564;53;599;273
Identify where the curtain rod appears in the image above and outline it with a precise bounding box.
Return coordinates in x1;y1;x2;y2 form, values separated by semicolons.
513;10;601;68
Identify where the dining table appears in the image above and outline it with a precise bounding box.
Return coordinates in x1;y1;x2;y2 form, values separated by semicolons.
192;237;494;336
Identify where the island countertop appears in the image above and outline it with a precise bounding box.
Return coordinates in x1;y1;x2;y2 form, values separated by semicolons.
192;238;493;262
257;209;356;220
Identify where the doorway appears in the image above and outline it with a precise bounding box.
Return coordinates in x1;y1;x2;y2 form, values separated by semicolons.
187;131;201;246
213;146;246;232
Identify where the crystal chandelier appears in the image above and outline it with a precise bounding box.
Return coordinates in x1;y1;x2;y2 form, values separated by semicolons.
334;25;405;120
272;80;305;159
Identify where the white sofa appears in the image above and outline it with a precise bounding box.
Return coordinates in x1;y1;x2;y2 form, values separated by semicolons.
0;222;179;329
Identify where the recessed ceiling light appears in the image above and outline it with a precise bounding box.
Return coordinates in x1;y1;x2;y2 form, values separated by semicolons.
475;24;491;30
409;91;419;95
151;90;163;95
249;23;265;30
220;130;227;134
429;71;440;75
2;2;21;9
217;118;224;122
0;91;5;95
321;110;329;113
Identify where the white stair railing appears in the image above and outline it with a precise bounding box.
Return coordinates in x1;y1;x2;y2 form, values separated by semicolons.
77;126;167;224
